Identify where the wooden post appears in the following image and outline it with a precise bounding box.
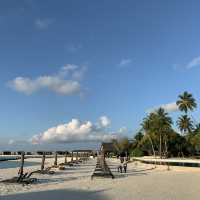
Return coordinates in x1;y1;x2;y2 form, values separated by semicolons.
71;152;73;161
102;150;105;161
64;152;68;164
41;152;46;171
54;152;58;166
159;133;162;159
19;152;25;176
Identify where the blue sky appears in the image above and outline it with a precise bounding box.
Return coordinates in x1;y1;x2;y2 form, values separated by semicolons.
1;0;200;150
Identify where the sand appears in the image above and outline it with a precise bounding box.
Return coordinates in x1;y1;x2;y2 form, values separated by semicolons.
1;156;200;200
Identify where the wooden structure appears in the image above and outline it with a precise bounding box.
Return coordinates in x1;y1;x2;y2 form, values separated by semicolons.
1;152;37;184
54;152;58;166
91;143;116;179
91;155;114;179
100;142;117;157
71;149;93;162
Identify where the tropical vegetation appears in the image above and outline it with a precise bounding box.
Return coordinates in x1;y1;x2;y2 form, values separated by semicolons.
113;91;200;158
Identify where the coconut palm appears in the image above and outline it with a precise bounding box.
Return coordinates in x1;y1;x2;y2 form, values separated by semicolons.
112;137;131;155
132;131;144;148
177;115;194;134
176;91;197;113
141;108;173;158
194;123;200;135
140;119;156;160
154;108;173;158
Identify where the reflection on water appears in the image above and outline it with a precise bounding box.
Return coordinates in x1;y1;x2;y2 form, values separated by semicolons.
0;160;40;169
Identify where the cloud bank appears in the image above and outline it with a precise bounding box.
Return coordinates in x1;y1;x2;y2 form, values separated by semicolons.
30;116;117;144
147;102;179;113
8;64;85;96
160;102;179;112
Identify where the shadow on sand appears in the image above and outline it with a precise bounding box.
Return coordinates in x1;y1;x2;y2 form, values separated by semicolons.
110;167;156;179
1;189;109;200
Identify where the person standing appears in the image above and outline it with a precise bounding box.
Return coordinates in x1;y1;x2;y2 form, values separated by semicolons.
123;159;128;173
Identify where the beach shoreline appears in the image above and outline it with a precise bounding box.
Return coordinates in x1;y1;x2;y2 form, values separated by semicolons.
1;157;200;199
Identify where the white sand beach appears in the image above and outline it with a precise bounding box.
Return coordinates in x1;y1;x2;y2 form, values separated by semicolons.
1;157;200;200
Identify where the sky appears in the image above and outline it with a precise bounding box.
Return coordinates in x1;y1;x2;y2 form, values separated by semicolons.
1;0;200;151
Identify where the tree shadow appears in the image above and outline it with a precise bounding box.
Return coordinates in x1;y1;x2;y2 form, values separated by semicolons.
113;171;147;179
130;167;156;173
1;188;109;200
110;167;154;179
36;173;93;184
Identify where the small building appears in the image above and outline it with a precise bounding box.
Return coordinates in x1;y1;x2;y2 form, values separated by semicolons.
36;151;53;155
100;142;117;157
2;151;12;155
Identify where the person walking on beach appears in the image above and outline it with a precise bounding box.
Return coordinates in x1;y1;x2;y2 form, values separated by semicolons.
117;154;124;173
120;155;124;164
123;159;128;173
118;153;128;173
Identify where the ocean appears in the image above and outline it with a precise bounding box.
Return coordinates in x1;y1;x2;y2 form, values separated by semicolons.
0;141;101;152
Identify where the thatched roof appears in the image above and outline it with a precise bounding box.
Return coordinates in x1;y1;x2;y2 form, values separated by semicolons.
100;143;116;153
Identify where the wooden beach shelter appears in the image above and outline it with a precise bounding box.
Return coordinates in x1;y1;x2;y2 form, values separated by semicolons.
100;142;117;158
71;149;93;160
91;143;115;179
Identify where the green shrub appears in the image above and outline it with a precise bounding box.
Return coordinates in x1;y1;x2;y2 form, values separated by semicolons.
130;148;144;157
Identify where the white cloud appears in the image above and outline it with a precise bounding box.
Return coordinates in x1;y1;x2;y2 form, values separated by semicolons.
98;116;111;128
8;64;85;96
30;116;117;144
35;18;54;29
186;56;200;69
161;102;179;113
147;102;179;113
119;59;132;67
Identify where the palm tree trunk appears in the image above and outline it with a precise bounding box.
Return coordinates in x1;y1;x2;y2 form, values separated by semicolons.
164;138;168;158
159;132;162;159
64;153;68;164
147;134;156;157
147;134;156;167
71;152;73;161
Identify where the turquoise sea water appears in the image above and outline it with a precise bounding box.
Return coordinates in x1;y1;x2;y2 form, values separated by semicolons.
0;141;100;152
0;159;40;169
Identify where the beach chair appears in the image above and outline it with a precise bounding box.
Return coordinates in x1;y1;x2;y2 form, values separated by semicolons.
1;152;37;184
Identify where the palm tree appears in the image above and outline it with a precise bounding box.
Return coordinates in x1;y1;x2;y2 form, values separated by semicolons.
177;115;193;134
155;108;173;158
141;108;173;158
112;137;131;155
141;119;156;162
176;91;197;113
194;123;200;135
132;131;144;149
